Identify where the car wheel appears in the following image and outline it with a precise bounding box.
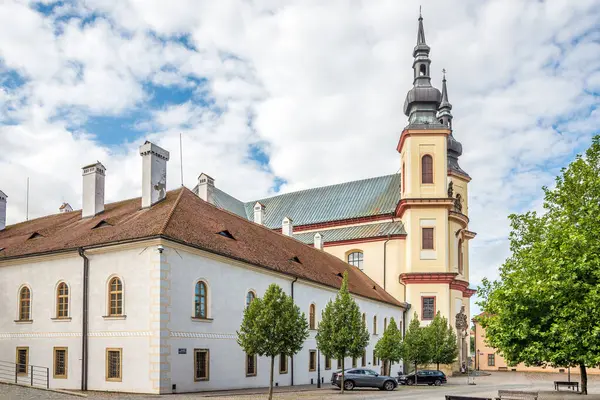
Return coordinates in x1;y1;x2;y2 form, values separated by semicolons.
407;379;414;386
343;380;355;391
383;380;396;391
434;379;442;386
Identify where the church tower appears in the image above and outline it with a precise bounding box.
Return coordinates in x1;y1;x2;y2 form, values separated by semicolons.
397;12;475;367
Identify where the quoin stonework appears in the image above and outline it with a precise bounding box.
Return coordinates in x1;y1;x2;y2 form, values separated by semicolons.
0;13;474;394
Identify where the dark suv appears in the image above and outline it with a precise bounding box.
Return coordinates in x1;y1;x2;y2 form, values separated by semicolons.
397;370;447;386
331;368;397;391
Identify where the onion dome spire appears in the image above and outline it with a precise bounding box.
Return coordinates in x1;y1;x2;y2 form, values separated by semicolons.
437;69;453;128
403;9;442;127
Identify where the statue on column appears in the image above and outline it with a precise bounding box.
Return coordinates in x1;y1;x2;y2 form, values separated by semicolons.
455;306;468;368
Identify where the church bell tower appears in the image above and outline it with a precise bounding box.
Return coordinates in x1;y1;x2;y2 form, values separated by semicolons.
397;11;475;370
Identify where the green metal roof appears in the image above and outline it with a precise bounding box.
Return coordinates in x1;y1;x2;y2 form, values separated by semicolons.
213;188;247;218
293;221;406;245
245;174;401;229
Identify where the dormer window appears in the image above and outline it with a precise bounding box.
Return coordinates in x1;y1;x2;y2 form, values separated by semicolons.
28;232;42;240
290;256;301;264
217;230;235;240
92;220;112;229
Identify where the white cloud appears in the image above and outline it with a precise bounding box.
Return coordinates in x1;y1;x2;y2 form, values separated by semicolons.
1;0;599;315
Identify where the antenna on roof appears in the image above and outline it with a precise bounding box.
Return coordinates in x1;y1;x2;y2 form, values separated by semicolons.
26;177;29;221
179;133;184;187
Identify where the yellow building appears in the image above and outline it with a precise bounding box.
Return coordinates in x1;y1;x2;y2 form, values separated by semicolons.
195;14;475;368
473;317;600;375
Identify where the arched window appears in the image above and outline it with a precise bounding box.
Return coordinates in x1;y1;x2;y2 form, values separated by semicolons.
347;251;364;270
421;155;433;184
246;291;256;308
419;64;426;76
195;281;208;319
56;282;69;318
373;315;377;335
108;277;123;316
384;318;387;332
309;304;316;330
458;239;464;275
19;287;31;321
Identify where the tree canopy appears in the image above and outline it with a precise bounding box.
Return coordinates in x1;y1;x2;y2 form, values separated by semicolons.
478;136;600;394
316;271;369;393
374;317;403;375
401;312;433;380
237;284;308;400
429;311;458;371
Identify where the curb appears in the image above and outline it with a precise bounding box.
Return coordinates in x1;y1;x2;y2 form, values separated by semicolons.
0;381;87;397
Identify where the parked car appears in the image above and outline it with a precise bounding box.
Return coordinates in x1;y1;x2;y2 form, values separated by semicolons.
397;370;447;386
331;368;398;391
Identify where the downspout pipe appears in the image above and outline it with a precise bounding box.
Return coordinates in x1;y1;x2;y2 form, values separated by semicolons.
383;235;392;290
290;276;298;386
78;248;89;391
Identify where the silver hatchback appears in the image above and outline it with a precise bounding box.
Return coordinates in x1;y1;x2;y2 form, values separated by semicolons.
330;368;398;391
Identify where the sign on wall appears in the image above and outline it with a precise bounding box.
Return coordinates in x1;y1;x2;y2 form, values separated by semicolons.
178;348;187;355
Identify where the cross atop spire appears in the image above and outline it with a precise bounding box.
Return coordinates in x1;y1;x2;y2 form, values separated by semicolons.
417;7;426;46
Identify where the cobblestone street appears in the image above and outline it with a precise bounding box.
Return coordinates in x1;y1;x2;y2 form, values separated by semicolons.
3;372;600;400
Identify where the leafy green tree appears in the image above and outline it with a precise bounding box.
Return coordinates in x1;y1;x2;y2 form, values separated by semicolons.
374;317;403;376
316;271;369;393
428;311;458;371
237;284;309;400
479;136;600;394
401;313;433;384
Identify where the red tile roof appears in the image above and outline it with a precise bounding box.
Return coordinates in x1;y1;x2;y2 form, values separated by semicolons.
0;188;403;307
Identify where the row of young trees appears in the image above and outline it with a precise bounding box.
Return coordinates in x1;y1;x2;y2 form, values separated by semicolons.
237;271;458;398
478;136;600;395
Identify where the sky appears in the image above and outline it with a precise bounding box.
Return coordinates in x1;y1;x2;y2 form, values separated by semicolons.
1;0;599;314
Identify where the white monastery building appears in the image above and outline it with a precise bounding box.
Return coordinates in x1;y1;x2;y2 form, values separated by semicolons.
0;14;475;394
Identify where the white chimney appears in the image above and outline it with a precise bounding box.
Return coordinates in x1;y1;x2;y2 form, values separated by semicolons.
82;162;106;218
197;173;215;204
314;232;323;250
282;216;293;236
139;141;170;208
0;190;7;231
59;203;73;213
254;202;265;225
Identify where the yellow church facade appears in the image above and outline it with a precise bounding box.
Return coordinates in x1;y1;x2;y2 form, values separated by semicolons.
194;13;475;367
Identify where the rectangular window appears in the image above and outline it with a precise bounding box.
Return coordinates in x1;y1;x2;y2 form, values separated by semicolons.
194;349;209;381
325;356;331;370
53;347;68;379
279;353;288;374
309;350;316;372
337;358;342;369
361;350;366;367
352;357;357;368
16;347;28;375
106;348;122;382
246;354;257;377
422;227;434;250
422;297;435;320
488;354;495;367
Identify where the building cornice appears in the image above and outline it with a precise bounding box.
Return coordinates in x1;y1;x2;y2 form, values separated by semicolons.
448;170;472;182
274;213;395;233
448;210;469;228
400;273;476;298
395;198;455;218
323;234;406;247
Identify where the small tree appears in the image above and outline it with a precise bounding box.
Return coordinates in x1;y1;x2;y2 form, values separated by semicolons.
401;313;433;385
374;317;403;376
237;284;309;400
428;311;458;371
316;271;369;394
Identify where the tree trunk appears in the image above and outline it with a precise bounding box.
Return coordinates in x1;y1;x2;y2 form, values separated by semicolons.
580;364;588;395
341;358;345;394
437;361;440;371
414;361;418;385
268;356;275;400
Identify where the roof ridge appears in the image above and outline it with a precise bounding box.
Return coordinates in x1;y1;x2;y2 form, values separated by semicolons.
246;173;400;205
159;187;186;235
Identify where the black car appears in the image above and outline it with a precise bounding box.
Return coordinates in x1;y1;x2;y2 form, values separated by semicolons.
397;370;447;386
331;368;398;391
